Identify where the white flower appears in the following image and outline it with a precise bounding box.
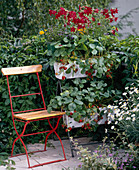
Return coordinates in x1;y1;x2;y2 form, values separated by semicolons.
105;128;108;133
110;115;114;120
132;117;135;121
118;117;122;121
115;121;118;124
131;114;135;117
111;126;114;129
123;92;127;96
126;117;131;120
125;87;129;90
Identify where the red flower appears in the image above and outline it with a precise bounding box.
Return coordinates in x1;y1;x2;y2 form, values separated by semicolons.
86;123;90;127
94;8;99;13
97;23;101;25
49;9;57;16
79;5;82;11
105;13;110;19
68;127;72;131
70;26;76;32
79;119;83;123
62;76;66;80
109;18;113;23
62;124;65;128
85;71;88;75
70;112;73;116
112;29;115;35
101;9;108;15
116;27;118;32
114;17;118;22
84;6;92;15
92;17;95;21
88;72;92;76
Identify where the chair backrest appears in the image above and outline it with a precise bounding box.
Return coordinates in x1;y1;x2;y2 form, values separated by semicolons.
1;65;46;116
1;65;42;75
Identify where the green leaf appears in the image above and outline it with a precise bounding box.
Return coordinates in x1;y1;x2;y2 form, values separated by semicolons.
47;107;52;113
98;68;103;74
89;44;95;49
68;103;76;111
65;68;71;74
96;46;103;52
63;37;69;43
74;99;83;105
99;57;104;66
91;49;97;55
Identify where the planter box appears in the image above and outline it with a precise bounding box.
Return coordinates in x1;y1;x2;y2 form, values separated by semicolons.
63;107;115;128
54;61;87;80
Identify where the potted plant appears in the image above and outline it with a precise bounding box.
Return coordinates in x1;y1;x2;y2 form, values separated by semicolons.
39;6;120;80
47;78;120;130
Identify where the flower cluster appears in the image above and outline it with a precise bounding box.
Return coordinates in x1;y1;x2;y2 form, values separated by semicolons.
105;81;139;143
47;6;119;41
48;6;118;36
74;137;138;170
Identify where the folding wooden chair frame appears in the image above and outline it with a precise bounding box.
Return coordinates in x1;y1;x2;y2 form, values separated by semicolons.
1;65;66;168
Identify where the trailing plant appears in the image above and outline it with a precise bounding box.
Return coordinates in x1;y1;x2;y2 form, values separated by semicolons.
74;137;139;170
48;78;121;130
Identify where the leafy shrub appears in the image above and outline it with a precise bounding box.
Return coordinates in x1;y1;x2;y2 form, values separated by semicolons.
0;36;57;153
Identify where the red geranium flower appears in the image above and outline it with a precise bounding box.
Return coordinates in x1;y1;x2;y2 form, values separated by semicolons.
49;9;57;16
94;8;99;13
109;18;113;23
84;6;92;15
116;27;118;32
114;17;118;22
112;29;115;35
92;17;95;21
70;26;76;32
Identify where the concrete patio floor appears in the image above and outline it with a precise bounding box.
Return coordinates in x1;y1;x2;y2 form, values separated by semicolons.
0;137;100;170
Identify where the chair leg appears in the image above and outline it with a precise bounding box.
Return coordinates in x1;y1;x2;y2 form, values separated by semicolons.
44;117;66;160
11;121;31;168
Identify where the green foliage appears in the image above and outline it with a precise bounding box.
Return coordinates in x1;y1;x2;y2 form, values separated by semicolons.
0;0;111;38
0;152;15;170
113;81;139;143
0;36;57;153
48;78;120;124
112;35;139;89
73;137;139;170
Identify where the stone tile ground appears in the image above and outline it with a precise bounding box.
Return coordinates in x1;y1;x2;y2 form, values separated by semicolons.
0;137;100;170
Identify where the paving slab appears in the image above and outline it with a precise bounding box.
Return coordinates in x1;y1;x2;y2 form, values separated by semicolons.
0;137;100;170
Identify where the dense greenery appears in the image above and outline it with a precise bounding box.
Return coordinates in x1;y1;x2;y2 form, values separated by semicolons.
0;0;111;38
0;35;138;155
0;36;58;154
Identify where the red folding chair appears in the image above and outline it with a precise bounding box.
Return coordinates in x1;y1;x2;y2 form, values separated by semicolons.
1;65;66;168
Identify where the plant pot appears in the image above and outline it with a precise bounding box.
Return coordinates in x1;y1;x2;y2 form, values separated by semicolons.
63;107;110;128
54;61;87;80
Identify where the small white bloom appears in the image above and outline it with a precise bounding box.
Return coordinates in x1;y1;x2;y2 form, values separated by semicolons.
105;128;108;133
132;117;135;121
131;114;135;117
126;117;131;120
111;126;114;129
125;87;129;90
123;92;127;96
115;121;118;124
118;117;122;121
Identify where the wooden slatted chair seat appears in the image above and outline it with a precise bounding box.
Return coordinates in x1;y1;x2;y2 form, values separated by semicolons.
14;110;65;120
